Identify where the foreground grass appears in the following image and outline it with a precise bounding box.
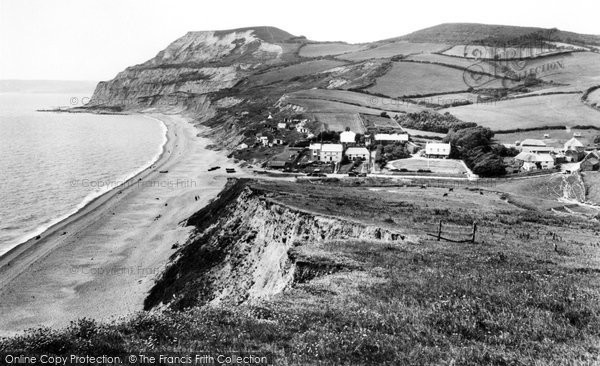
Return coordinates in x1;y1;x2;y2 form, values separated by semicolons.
2;181;599;365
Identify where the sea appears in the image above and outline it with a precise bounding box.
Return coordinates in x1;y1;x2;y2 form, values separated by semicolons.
0;84;167;256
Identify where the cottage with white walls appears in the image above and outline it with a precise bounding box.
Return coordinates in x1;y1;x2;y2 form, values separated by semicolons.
277;122;287;129
345;147;369;161
374;133;409;142
309;143;322;160
320;144;343;162
425;142;451;158
340;130;357;144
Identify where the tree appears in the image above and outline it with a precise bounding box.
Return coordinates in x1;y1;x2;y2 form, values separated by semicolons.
443;127;507;177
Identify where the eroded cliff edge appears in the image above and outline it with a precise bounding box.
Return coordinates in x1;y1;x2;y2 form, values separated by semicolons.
144;179;405;310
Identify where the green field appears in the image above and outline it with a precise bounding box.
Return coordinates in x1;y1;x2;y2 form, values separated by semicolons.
410;92;482;106
405;53;480;69
361;113;402;130
299;42;367;57
442;45;556;59
338;41;448;61
367;62;507;97
285;96;390;115
313;112;365;133
441;94;600;131
246;59;347;86
388;158;468;175
587;88;600;106
494;128;599;148
513;52;600;91
287;89;425;113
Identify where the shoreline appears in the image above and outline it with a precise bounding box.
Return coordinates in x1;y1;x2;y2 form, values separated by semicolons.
0;114;171;285
0;114;169;259
0;112;240;335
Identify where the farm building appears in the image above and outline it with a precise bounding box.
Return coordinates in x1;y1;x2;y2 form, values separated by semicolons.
565;149;584;162
514;152;555;170
425;142;451;158
580;151;600;171
320;144;344;162
277;122;287;129
296;121;310;134
259;136;269;146
519;139;554;153
374;133;409;142
340;130;357;143
273;138;285;145
309;143;322;160
345;147;369;161
564;137;585;152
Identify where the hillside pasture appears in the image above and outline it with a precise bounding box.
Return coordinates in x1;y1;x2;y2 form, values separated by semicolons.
313;113;365;133
442;45;557;59
299;43;367;57
367;62;507;97
441;94;600;131
247;59;347;86
338;41;448;61
586;88;600;106
494;128;599;148
285;96;390;116
287;89;425;113
410;92;483;106
582;172;600;205
518;52;600;91
361;114;402;130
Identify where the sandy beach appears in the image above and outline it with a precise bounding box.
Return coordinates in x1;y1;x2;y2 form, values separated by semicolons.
0;113;242;335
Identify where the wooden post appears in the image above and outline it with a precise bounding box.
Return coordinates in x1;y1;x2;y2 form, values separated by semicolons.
472;222;477;243
438;220;443;241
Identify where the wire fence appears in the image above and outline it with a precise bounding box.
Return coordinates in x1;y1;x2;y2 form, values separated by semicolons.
426;220;478;243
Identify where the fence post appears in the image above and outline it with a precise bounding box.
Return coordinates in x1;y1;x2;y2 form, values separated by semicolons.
438;220;443;241
472;222;477;243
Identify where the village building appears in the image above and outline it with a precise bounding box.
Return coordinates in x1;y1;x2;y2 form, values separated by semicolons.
374;133;409;142
340;130;357;144
296;121;309;134
519;139;554;153
259;136;269;147
320;144;344;162
277;122;287;129
273;138;285;145
345;147;369;161
580;151;600;171
514;152;555;170
565;149;584;162
564;137;585;152
309;143;322;160
425;142;451;158
236;143;248;150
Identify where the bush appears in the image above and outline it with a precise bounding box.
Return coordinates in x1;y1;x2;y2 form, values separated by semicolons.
396;111;477;133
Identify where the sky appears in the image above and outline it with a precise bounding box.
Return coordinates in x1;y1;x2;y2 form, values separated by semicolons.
1;0;598;81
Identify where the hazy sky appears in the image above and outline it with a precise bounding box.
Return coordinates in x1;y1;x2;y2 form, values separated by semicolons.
1;0;598;81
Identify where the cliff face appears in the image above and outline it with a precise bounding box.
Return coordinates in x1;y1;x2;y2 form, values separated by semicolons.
86;27;301;111
144;180;405;310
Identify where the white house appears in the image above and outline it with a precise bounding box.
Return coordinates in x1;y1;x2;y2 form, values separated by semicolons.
340;130;357;143
236;143;248;150
374;133;409;142
259;136;269;147
320;144;343;162
345;147;369;161
564;137;584;152
309;143;322;160
277;122;287;129
425;142;451;158
296;122;309;134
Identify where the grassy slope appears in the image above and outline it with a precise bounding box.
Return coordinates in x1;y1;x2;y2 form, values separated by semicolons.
367;62;506;98
299;43;367;57
2;180;599;365
441;94;600;131
337;41;448;61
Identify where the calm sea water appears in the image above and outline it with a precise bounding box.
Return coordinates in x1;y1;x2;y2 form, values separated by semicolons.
0;92;166;256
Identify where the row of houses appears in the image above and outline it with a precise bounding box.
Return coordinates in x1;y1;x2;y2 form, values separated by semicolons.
308;143;370;162
512;136;600;172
